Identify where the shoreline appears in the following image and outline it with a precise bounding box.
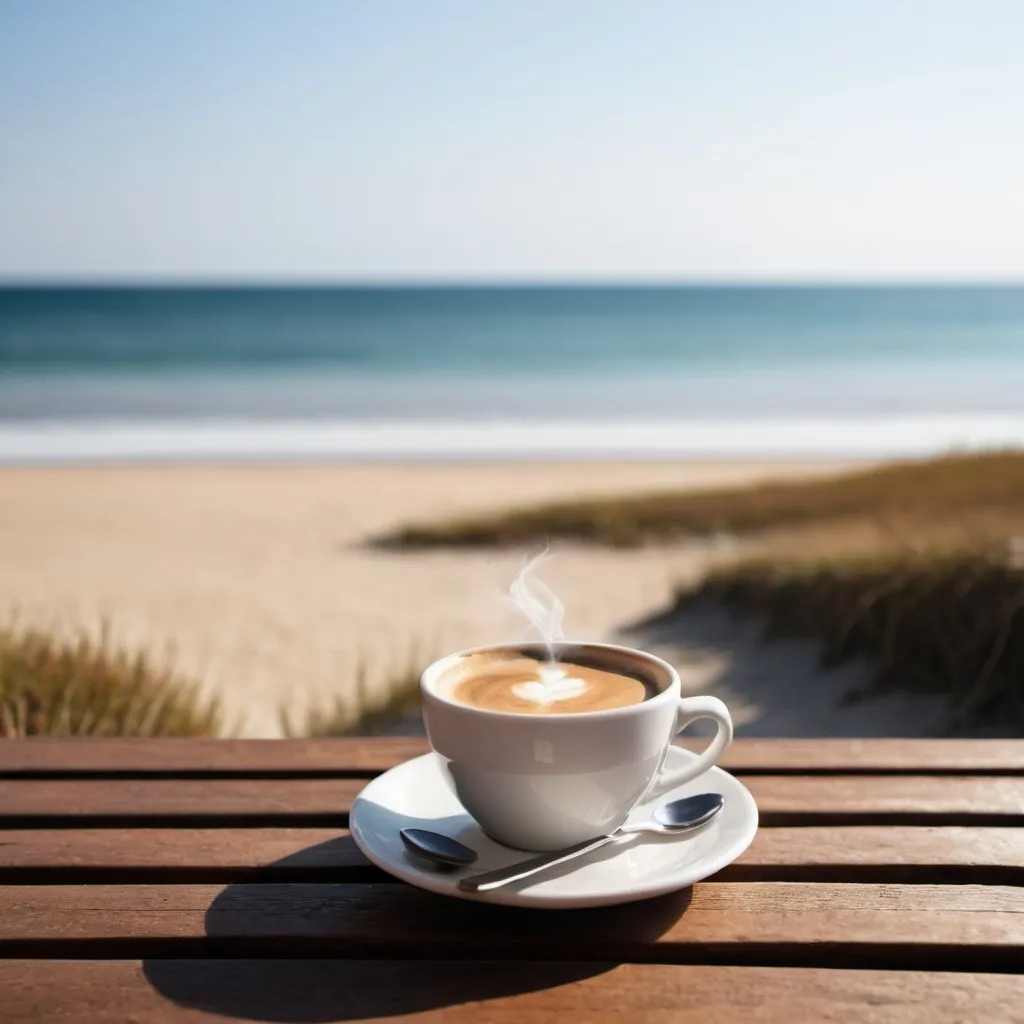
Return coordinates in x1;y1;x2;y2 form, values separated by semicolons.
0;454;876;471
1;414;1023;463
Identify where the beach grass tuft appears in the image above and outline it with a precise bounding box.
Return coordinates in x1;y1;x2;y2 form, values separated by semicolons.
373;450;1024;550
280;654;423;738
0;621;221;737
681;544;1024;733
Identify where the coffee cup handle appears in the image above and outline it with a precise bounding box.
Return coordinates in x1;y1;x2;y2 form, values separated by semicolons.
657;695;734;789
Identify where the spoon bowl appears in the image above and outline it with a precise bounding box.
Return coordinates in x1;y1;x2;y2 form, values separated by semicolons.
649;792;725;833
400;827;478;867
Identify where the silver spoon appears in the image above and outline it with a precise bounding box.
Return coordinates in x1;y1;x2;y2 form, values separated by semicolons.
399;791;724;889
456;791;724;892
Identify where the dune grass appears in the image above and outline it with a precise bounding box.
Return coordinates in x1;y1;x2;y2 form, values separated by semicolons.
373;450;1024;550
682;546;1024;733
280;656;423;738
2;619;425;739
368;447;1024;735
0;622;221;737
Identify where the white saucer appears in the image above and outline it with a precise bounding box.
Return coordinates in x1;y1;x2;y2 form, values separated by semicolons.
350;745;759;909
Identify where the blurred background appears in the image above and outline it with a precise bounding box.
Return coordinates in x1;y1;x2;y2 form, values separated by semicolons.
2;0;1023;739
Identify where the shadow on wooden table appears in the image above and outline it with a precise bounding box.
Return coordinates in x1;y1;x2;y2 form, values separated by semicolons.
142;834;692;1021
143;960;612;1022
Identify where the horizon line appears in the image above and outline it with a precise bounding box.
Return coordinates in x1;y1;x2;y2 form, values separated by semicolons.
2;275;1024;289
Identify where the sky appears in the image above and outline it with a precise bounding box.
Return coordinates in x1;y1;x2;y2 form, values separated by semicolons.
1;0;1023;282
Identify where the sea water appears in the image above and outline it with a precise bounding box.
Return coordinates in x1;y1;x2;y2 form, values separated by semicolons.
2;284;1024;461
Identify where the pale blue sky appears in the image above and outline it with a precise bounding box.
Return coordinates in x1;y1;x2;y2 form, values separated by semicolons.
2;0;1023;280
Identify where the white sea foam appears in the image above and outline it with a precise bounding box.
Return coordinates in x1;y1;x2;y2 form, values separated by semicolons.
2;415;1024;463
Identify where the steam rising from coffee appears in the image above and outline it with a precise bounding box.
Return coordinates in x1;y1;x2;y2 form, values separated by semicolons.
506;552;586;704
508;551;564;662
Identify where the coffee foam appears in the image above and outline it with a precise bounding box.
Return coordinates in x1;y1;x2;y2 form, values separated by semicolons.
440;650;652;716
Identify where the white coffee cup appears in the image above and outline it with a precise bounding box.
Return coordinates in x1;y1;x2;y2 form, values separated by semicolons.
420;640;733;851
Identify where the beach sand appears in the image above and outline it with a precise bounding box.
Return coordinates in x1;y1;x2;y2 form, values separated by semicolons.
0;458;929;738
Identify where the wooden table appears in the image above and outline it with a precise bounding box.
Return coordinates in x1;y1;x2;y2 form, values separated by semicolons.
1;738;1023;1022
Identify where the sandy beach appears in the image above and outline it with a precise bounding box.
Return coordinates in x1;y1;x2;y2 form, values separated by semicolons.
0;457;928;738
16;458;987;745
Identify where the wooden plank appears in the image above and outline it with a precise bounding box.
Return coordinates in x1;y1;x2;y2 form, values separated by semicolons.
3;961;1022;1024
1;882;1021;971
744;775;1024;825
716;738;1024;775
1;738;1022;777
0;827;368;881
1;827;1022;887
1;775;1022;826
722;825;1024;884
0;778;362;825
0;738;429;778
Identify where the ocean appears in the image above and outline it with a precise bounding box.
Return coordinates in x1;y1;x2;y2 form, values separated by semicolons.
2;284;1024;461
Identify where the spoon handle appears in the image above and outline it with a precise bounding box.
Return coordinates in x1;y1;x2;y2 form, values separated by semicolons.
457;833;619;893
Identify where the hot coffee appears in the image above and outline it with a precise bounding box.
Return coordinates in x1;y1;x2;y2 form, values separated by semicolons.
443;650;656;715
422;640;733;850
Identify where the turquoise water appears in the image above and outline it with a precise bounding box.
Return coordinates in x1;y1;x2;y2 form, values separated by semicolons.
2;285;1024;459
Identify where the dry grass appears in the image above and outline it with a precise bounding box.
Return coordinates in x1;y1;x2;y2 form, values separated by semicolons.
2;617;425;739
368;449;1024;735
683;545;1024;733
280;656;423;738
373;450;1024;550
0;622;221;737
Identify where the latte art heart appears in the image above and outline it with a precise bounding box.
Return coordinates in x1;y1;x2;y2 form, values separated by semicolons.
512;674;587;704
